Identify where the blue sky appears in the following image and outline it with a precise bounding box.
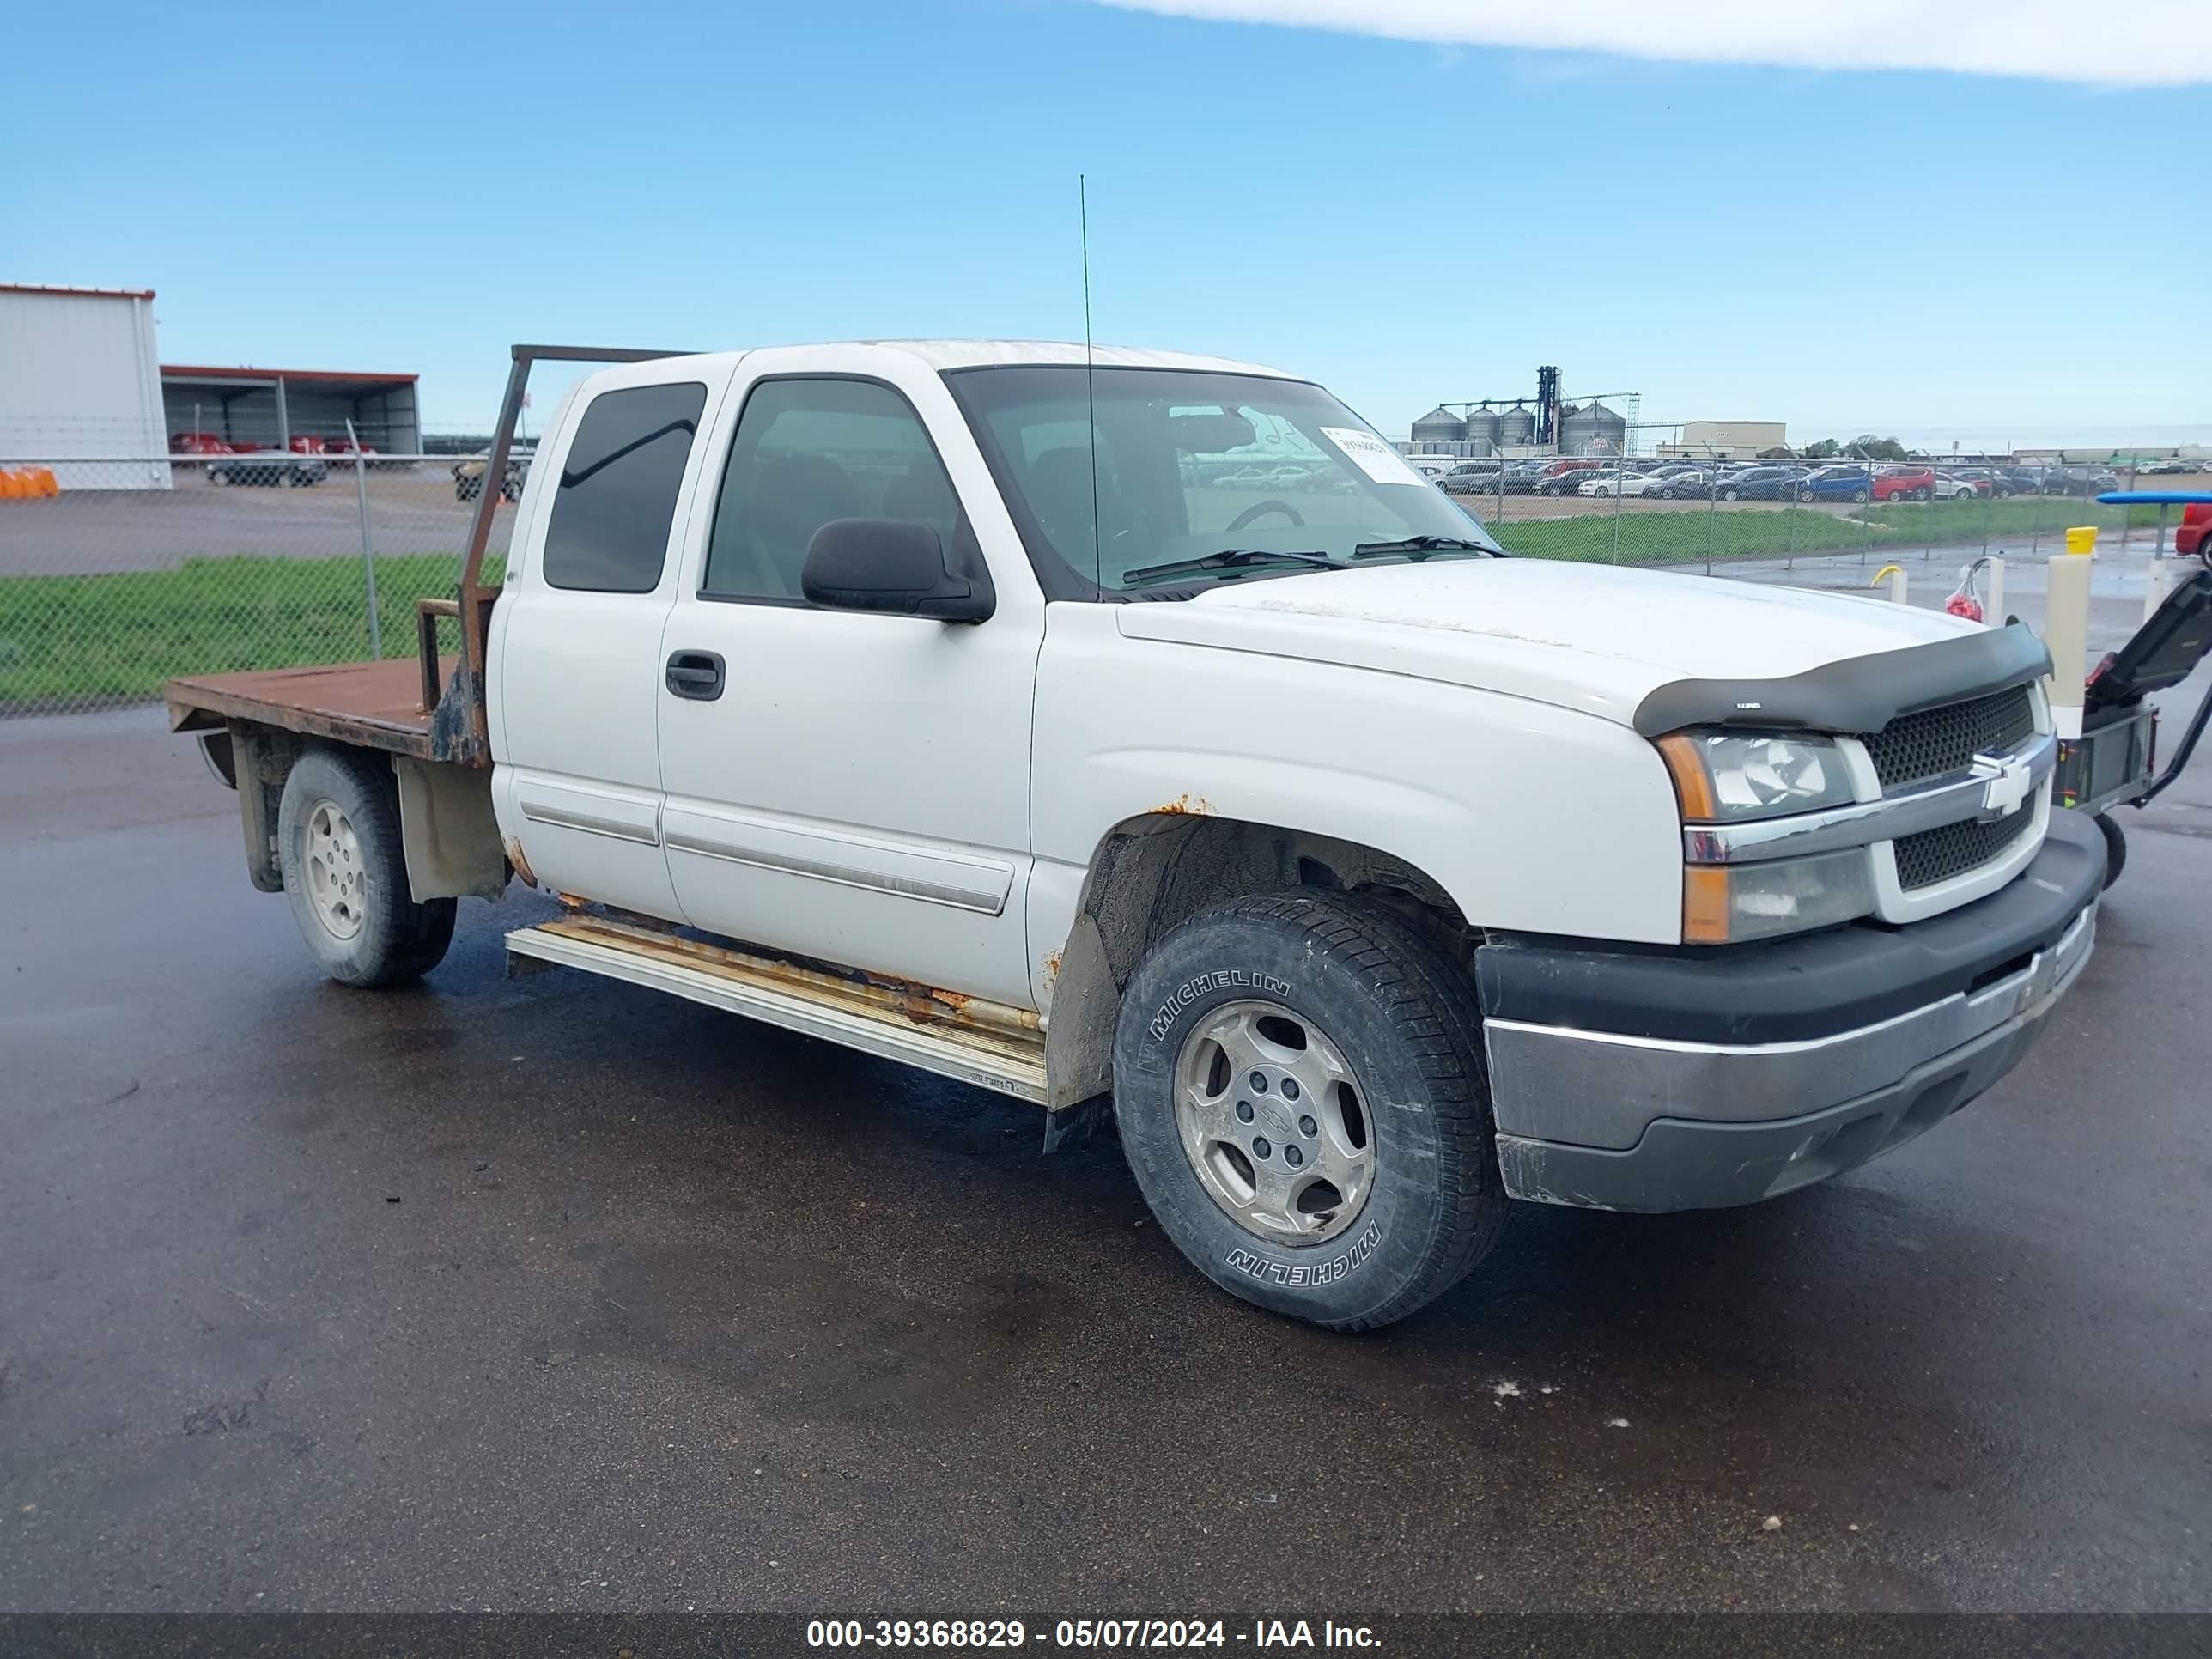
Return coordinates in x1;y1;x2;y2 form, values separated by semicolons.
9;0;2204;447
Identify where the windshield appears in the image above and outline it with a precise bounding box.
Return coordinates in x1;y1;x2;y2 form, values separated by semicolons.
943;365;1502;597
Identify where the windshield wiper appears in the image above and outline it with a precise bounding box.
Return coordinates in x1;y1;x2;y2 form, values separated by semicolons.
1120;548;1344;588
1348;535;1500;562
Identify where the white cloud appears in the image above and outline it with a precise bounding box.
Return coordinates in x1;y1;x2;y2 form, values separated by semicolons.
1086;0;2212;87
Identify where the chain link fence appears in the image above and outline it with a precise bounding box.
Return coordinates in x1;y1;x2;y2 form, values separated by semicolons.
1410;428;2196;575
2;430;2198;720
0;452;519;717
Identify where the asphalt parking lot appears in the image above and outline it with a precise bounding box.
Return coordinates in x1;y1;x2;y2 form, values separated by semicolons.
3;574;2209;1618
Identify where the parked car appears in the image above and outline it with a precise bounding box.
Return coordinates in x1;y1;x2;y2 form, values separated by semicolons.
207;453;329;487
1714;466;1804;502
1579;471;1668;498
1955;467;2012;495
1800;465;1872;503
1933;473;1987;501
1655;470;1716;500
453;447;534;502
1210;465;1274;491
2176;503;2209;560
1535;460;1601;497
162;336;2101;1333
2046;466;2122;497
171;431;236;456
1871;465;1936;502
1439;466;1503;495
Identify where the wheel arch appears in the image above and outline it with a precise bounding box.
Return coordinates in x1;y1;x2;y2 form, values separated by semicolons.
1042;809;1471;1115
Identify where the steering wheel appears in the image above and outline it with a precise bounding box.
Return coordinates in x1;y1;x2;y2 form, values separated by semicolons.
1225;499;1305;532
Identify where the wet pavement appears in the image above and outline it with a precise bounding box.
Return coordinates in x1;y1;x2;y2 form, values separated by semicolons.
3;633;2209;1615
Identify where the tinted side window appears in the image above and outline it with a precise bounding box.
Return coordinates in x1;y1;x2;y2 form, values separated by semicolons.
541;382;708;593
703;378;962;602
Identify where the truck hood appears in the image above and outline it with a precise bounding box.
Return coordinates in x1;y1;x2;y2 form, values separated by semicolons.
1115;557;1997;731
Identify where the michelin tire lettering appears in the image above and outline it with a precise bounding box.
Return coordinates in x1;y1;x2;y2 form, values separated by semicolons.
1225;1218;1382;1287
1148;969;1294;1042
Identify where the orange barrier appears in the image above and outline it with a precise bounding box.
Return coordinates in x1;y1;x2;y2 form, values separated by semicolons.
0;467;60;499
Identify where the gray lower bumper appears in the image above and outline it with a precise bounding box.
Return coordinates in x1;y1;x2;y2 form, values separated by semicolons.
1487;901;2096;1212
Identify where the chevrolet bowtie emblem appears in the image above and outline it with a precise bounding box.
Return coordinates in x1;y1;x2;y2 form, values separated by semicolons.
1971;750;2033;821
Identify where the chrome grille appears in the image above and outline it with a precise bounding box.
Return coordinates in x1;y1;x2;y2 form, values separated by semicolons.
1893;805;2038;890
1863;685;2037;791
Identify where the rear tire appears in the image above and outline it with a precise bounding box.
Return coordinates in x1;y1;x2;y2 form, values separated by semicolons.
1112;891;1510;1331
2094;812;2128;890
1852;486;1869;503
277;748;457;987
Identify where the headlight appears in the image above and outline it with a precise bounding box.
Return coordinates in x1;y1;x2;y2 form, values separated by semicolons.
1656;730;1856;822
1681;848;1876;945
1657;729;1871;944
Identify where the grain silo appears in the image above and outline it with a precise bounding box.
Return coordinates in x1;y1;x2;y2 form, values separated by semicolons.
1409;404;1468;454
1559;400;1628;456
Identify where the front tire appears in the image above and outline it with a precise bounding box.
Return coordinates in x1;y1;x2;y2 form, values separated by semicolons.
1113;892;1510;1331
277;748;457;987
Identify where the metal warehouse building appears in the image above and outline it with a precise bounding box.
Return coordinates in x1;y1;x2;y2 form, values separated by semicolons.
0;283;171;488
161;363;422;453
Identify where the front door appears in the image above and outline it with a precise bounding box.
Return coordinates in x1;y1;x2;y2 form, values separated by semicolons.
654;351;1042;1008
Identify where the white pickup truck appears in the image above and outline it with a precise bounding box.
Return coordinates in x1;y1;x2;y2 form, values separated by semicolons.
168;340;2102;1330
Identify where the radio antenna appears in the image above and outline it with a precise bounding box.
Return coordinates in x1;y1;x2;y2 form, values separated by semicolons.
1080;174;1101;579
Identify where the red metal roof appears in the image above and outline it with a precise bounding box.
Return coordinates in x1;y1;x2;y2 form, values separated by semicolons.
0;282;156;301
161;363;418;386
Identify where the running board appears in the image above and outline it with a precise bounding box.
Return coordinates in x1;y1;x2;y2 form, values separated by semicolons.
504;915;1048;1104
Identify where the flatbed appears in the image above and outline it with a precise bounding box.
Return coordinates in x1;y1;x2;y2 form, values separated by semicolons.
167;658;457;762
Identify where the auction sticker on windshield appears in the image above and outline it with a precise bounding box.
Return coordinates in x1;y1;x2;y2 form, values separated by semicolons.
1321;426;1427;488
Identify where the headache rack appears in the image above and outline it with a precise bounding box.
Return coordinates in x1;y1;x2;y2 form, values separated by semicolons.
167;343;692;764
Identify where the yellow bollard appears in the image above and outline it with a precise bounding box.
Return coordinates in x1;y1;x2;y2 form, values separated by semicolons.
2064;526;2098;556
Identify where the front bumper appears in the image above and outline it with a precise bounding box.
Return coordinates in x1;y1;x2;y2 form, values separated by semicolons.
1476;810;2105;1212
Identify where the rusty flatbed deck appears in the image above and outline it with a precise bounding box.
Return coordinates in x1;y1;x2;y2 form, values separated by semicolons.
167;657;465;762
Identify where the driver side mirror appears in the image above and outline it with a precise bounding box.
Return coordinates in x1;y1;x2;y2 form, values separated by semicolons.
800;518;994;623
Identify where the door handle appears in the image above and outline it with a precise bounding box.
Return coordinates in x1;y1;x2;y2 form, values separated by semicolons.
665;650;726;701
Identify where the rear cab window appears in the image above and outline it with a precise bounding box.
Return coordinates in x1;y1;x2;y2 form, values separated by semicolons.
541;382;710;592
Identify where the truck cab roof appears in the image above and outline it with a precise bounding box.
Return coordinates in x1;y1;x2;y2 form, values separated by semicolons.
647;339;1302;380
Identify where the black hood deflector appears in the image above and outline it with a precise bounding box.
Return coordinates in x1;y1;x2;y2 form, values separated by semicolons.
1632;622;2051;738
